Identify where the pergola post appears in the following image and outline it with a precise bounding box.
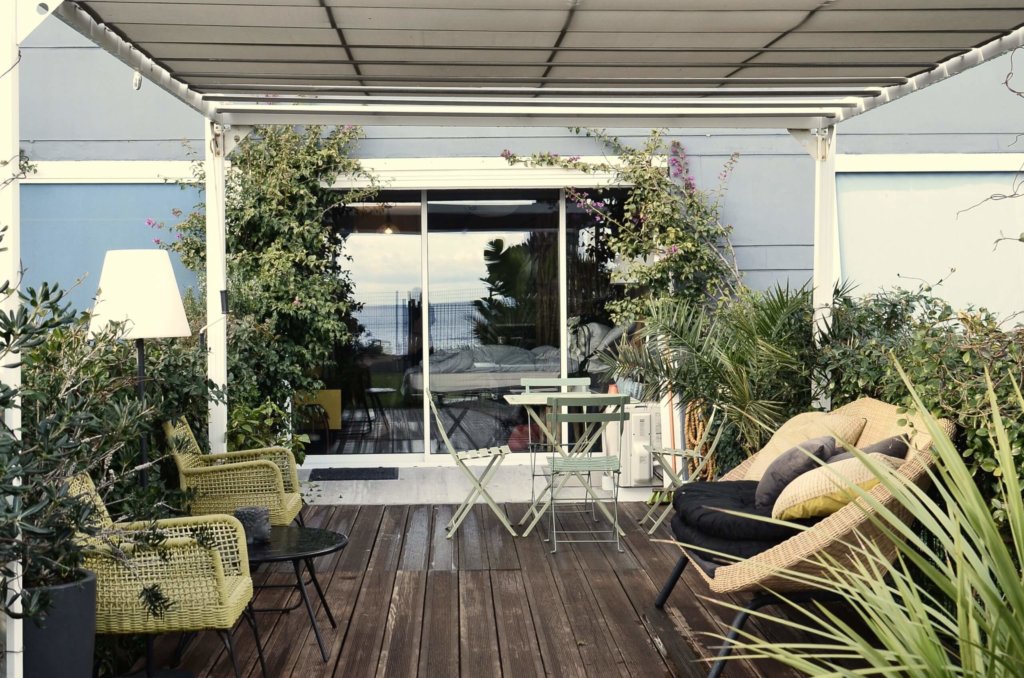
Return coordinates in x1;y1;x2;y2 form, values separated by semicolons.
811;127;839;338
789;127;840;336
1;3;23;674
791;127;839;408
4;4;64;674
204;120;229;453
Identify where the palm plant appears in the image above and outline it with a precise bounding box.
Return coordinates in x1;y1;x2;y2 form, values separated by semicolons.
719;367;1024;677
605;284;815;457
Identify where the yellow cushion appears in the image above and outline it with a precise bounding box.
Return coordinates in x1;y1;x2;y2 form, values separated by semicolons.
743;412;867;481
772;453;903;520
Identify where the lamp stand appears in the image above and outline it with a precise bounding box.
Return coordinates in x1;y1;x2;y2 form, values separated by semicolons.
128;338;192;678
136;338;148;488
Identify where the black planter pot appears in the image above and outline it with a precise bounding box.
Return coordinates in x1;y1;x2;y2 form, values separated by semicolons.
25;569;96;678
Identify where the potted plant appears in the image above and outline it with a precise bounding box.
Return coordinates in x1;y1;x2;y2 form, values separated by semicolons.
0;260;97;677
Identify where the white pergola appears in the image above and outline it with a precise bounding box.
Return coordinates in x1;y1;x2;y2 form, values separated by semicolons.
3;2;1024;671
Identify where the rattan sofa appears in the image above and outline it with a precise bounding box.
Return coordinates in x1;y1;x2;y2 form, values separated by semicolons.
655;397;955;678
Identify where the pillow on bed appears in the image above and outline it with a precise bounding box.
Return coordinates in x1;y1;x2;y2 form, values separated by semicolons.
772;453;903;520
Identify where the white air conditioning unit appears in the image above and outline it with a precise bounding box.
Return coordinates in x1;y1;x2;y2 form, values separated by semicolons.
602;402;662;487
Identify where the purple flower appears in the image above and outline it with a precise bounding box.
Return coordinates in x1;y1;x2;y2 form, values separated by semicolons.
684;175;697;191
500;149;514;160
176;233;183;240
145;218;156;227
153;238;161;245
567;155;581;162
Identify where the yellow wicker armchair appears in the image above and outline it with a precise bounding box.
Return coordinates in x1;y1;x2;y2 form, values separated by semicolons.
68;474;266;677
163;417;304;526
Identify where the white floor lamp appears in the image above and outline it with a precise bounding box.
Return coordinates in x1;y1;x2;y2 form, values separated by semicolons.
90;249;192;677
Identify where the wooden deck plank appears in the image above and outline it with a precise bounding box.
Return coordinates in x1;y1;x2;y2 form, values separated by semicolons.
428;504;458;571
398;505;432;571
333;569;398;677
509;503;589;678
339;504;385;572
368;504;410;571
375;570;428;678
458;570;501;677
455;504;490;571
558;510;672;678
491;569;546;678
537;509;632;678
417;570;460;678
288;569;366;677
480;500;521;571
620;502;801;678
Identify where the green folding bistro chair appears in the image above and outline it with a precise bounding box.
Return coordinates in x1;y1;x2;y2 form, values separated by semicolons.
640;407;723;534
518;376;591;520
540;393;630;552
427;391;517;538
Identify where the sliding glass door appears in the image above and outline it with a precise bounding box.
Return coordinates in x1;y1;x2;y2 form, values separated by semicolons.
317;191;423;455
425;190;561;453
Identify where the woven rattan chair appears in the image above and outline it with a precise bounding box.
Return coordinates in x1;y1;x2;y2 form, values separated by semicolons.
654;397;955;678
163;417;304;526
68;474;266;677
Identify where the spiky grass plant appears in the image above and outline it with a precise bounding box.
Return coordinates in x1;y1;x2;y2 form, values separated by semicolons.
719;366;1024;677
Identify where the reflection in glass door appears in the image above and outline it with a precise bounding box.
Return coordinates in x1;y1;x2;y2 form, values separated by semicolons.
425;190;561;453
321;191;423;455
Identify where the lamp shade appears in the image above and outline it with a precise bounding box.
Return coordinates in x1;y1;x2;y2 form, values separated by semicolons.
89;249;191;339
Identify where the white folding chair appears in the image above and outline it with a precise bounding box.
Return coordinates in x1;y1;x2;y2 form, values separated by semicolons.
640;407;722;534
427;392;517;538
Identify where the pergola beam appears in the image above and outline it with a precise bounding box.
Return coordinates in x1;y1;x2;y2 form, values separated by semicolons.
839;22;1024;123
54;2;221;122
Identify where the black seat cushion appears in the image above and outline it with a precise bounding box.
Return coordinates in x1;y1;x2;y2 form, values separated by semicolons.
670;514;784;564
672;480;802;541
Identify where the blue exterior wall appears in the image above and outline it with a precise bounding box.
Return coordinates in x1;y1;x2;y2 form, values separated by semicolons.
20;184;200;310
18;16;1024;294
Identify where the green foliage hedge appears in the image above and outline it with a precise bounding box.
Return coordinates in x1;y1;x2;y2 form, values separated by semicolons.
164;125;377;461
820;286;1024;523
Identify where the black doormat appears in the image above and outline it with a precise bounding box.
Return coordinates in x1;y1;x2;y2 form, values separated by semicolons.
309;467;399;481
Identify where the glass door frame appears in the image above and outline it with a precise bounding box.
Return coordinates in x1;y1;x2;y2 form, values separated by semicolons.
301;188;568;469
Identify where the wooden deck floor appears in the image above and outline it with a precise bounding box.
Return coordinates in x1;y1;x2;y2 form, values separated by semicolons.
168;503;806;678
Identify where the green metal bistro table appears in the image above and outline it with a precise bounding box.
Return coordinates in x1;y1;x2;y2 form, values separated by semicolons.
505;391;631;538
248;526;348;662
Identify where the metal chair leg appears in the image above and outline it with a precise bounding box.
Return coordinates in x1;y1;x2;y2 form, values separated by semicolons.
217;629;242;678
170;631;196;667
707;594;776;678
244;604;268;677
655;554;689;608
296;509;306;527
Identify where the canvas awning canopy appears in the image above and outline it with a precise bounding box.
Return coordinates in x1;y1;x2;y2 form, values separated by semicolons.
53;0;1024;129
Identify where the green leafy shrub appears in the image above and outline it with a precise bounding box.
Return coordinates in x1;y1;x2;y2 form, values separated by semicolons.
160;125;377;461
503;128;739;322
606;284;817;469
819;286;1024;522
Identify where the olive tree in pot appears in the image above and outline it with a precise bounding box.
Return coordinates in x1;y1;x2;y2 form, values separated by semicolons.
0;260;99;677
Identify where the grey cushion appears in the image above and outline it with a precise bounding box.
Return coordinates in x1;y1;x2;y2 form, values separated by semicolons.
754;436;836;511
828;434;910;463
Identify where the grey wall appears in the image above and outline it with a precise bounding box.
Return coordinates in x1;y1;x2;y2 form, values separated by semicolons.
19;16;1024;292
